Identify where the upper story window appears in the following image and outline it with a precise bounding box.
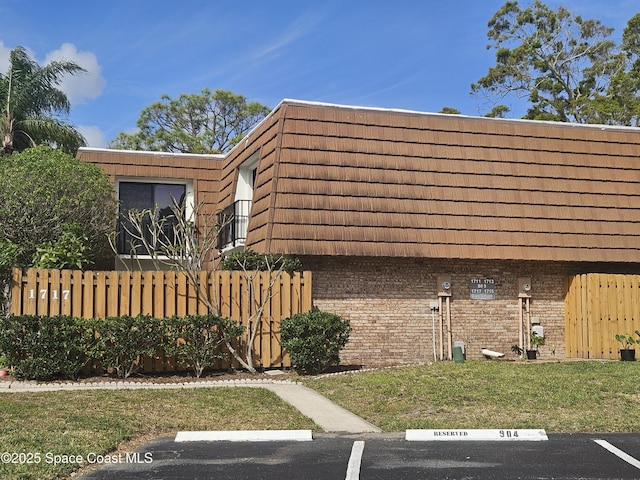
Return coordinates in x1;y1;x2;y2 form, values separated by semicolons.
235;152;259;202
218;152;259;253
117;179;192;256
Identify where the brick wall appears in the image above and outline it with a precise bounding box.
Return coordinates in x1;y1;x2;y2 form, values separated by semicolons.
300;256;582;367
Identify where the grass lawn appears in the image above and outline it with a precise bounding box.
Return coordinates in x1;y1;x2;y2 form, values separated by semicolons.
0;387;318;480
2;361;638;479
303;360;640;433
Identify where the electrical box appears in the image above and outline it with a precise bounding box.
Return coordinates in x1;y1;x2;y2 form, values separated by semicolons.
437;274;452;296
429;301;439;311
532;325;544;339
518;277;532;297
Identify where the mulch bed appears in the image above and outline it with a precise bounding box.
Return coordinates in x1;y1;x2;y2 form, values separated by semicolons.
0;368;292;385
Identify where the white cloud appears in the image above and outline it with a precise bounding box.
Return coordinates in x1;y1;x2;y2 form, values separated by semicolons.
247;9;328;67
77;125;106;148
44;43;106;105
0;40;11;72
0;41;106;106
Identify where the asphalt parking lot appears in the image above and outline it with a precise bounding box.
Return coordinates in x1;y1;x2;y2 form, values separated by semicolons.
80;432;640;480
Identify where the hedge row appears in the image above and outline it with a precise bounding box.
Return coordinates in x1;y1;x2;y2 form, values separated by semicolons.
0;314;243;380
0;311;353;380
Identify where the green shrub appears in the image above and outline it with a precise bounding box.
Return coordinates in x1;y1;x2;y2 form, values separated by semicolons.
280;311;351;375
32;222;92;269
0;145;116;268
0;240;22;272
0;240;23;316
0;313;259;380
88;315;165;379
0;315;91;380
164;314;244;377
221;249;303;273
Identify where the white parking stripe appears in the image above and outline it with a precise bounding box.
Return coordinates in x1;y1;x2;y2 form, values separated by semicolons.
594;439;640;470
345;440;365;480
174;430;313;442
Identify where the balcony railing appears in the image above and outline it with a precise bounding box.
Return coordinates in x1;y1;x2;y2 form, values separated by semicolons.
217;200;251;251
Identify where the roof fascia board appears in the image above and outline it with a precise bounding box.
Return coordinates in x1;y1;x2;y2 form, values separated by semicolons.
78;146;225;159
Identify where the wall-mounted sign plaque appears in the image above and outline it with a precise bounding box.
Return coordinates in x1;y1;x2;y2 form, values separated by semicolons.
470;278;496;300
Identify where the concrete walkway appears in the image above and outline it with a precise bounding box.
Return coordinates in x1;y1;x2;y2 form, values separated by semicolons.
262;383;381;433
0;378;381;434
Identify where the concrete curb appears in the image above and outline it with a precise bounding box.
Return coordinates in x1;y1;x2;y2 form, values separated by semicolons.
0;378;299;392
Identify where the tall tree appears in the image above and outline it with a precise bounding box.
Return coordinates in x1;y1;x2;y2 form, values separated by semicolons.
586;14;640;126
109;89;270;154
471;1;624;124
0;46;87;155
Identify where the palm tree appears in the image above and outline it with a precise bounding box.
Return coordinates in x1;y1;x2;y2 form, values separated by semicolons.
0;46;87;155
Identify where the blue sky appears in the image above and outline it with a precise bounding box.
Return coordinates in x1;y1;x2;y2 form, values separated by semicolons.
1;0;638;147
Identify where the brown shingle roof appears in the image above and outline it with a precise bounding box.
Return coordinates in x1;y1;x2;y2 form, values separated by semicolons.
191;101;640;263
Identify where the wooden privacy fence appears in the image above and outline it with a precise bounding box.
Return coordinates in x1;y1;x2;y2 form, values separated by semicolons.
565;273;640;359
10;268;313;370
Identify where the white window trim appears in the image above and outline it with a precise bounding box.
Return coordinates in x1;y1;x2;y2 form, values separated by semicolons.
234;151;259;203
116;177;194;260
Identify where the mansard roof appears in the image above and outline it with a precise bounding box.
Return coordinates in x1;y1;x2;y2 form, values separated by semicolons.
222;100;640;263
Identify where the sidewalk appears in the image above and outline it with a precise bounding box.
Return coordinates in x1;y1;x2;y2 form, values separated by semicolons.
0;377;381;434
262;383;381;433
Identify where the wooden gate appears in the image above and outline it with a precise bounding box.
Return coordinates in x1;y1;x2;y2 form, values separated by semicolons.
565;274;640;359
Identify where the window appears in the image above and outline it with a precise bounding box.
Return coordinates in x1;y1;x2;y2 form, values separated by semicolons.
235;152;259;203
117;181;189;255
218;152;258;252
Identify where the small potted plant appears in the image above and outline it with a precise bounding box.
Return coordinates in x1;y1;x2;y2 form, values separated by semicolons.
0;354;9;377
526;332;544;360
615;333;637;361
